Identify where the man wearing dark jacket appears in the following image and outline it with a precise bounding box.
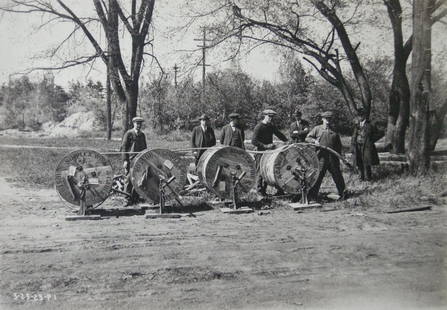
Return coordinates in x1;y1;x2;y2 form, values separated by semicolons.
191;114;216;166
252;109;288;196
351;113;381;181
289;110;310;143
121;116;148;205
220;113;245;149
306;111;346;200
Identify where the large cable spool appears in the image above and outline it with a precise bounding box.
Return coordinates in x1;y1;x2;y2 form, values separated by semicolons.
259;144;319;194
130;149;187;203
197;146;256;199
55;149;114;207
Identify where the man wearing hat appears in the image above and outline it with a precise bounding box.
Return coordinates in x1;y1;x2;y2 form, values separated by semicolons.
289;110;310;143
191;114;216;166
121;116;148;205
252;109;288;196
220;113;245;149
351;110;381;181
306;111;346;200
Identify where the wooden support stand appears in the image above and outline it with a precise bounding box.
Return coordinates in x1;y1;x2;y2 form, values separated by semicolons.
289;167;321;211
220;171;253;214
145;175;186;219
65;175;103;221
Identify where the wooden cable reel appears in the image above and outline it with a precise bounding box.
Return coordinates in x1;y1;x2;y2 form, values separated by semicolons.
197;146;256;199
260;144;319;194
55;149;114;208
130;149;187;203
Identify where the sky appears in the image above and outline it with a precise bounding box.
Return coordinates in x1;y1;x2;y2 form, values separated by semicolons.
0;0;283;87
0;0;446;89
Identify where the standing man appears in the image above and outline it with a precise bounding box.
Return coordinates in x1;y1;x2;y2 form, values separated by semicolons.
220;112;245;149
289;110;310;143
305;111;346;200
252;109;288;196
191;114;216;166
121;116;148;205
351;112;380;181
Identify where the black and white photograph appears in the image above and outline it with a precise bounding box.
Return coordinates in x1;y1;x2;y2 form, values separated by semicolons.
0;0;446;309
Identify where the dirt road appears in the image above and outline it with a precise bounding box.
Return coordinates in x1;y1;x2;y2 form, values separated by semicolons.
0;177;446;309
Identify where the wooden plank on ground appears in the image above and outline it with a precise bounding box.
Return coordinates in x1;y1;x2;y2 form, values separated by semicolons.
145;214;182;219
386;206;432;214
289;202;322;211
220;207;253;214
65;215;102;221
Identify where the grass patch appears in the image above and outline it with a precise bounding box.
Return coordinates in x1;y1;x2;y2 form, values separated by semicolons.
325;171;446;211
0;148;66;188
0;136;190;188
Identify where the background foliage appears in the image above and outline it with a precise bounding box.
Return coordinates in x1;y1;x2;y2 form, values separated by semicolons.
1;54;440;137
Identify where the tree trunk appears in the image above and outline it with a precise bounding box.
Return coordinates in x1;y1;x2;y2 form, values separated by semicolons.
385;102;398;146
120;96;129;136
386;71;411;154
428;101;447;151
390;70;410;154
385;0;411;154
408;0;434;174
126;82;139;129
389;61;410;154
106;58;112;141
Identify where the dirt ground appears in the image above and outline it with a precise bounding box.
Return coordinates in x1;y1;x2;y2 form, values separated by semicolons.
0;176;446;310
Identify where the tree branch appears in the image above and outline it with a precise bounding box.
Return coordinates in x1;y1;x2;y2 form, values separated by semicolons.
56;0;107;63
17;54;101;74
115;1;135;35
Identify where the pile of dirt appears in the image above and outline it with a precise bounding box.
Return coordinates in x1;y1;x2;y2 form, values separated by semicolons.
46;111;99;137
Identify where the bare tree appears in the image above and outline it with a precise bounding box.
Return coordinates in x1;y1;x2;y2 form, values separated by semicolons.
384;0;446;154
191;0;374;119
1;0;160;134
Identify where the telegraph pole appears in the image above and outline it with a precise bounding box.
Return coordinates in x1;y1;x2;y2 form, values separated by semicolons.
173;64;179;88
194;27;211;103
106;42;112;140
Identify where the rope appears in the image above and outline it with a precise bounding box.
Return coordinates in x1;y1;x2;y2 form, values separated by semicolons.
294;142;356;171
101;151;141;155
98;143;355;171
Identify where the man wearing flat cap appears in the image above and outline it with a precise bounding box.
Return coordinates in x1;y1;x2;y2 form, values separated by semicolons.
351;109;381;181
121;116;148;205
289;110;310;143
191;114;216;166
220;113;245;149
252;109;288;196
306;111;346;200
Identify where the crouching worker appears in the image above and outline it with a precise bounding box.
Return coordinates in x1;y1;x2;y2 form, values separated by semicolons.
121;116;147;206
306;111;346;201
